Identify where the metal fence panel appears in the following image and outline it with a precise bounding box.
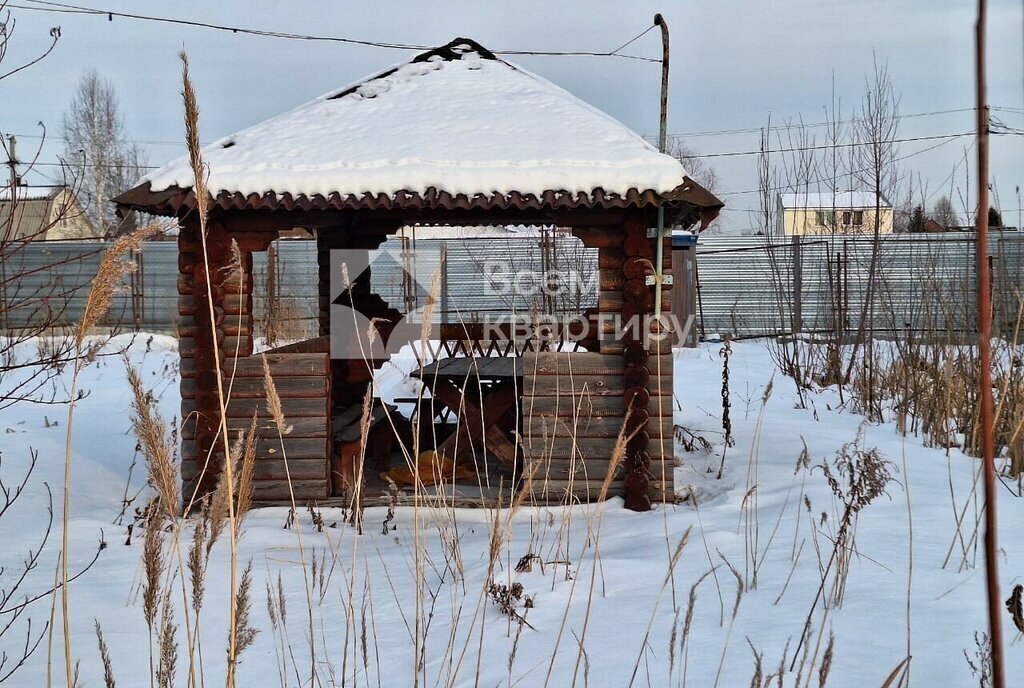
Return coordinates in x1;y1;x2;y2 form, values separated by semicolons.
694;232;1023;338
6;232;1022;340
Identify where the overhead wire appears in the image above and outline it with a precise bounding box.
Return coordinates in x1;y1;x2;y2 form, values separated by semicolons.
9;0;659;61
684;131;984;160
13;104;1015;150
717;133;971;198
19;130;1006;173
662;107;981;139
10;0;1023;209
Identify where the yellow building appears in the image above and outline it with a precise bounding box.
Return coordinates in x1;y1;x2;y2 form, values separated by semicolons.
0;186;99;241
776;191;893;236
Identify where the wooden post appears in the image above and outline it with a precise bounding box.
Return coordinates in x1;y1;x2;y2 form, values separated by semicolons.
791;234;803;333
621;214;654;511
975;1;1006;682
177;221;201;499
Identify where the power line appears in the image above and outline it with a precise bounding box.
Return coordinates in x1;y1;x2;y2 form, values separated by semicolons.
16;104;1013;151
689;131;979;160
23;129;1020;176
8;131;186;148
716;133;969;198
16;131;973;171
27;160;159;169
663;107;981;140
10;0;659;62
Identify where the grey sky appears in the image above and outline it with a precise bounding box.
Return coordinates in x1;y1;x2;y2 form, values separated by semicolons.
2;0;1022;232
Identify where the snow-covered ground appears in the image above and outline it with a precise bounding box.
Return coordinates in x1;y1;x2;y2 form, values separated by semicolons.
0;335;1020;686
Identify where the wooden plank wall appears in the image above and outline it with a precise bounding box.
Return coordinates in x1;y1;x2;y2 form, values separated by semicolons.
672;246;698;347
523;351;674;504
178;221;330;505
180;351;331;502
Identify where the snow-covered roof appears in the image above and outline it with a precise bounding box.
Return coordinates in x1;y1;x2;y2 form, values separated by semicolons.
136;39;692;204
778;191;890;210
0;186;60;202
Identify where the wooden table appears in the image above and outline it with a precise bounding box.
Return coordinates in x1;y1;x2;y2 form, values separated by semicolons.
412;357;523;466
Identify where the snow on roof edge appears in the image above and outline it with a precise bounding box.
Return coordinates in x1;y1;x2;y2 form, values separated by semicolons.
778;191;891;209
139;38;688;200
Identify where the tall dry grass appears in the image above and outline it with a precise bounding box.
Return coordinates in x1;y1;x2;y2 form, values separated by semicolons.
52;222;161;688
179;49;245;685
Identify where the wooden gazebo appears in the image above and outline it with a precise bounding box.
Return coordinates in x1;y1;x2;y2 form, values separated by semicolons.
115;38;722;511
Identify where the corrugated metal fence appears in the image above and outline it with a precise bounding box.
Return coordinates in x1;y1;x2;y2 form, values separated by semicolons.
2;234;599;332
5;232;1023;339
694;232;1024;338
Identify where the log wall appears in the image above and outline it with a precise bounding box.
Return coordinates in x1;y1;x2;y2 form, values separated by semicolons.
562;217;675;510
178;221;250;498
522;351;673;504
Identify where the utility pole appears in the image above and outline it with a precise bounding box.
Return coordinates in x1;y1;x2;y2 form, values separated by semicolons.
2;135;16;333
655;14;669;153
651;14;671;324
6;135;17;192
975;0;1005;686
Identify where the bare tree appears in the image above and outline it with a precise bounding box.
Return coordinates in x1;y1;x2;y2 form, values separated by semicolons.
933;195;958;229
0;2;86;411
666;138;721;231
0;6;68;683
667;138;719;194
852;57;901;228
842;57;901;405
0;451;53;684
61;71;146;237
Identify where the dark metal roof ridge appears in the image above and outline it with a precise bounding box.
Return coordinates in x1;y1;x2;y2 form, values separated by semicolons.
327;37;500;101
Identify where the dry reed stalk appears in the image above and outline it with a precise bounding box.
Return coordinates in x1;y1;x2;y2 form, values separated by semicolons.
264;579;285;688
348;387;374;528
449;470;537;685
747;639;763;688
681;565;719;688
708;553;745;688
235;416;258;529
129;352;206;684
792;437;893;671
879;657;911;688
900;440;914;686
127;358;205;688
261;354;317;684
156;588;178;688
94;621;116;688
818;631;834;687
126;364;180;523
186;506;209;683
411;260;443;688
228;561;258;671
179;50;243;686
55;222;162;688
142;524;166;687
206;443;238;557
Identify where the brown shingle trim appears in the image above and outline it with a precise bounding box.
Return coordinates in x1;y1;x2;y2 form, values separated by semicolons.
113;177;723;221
